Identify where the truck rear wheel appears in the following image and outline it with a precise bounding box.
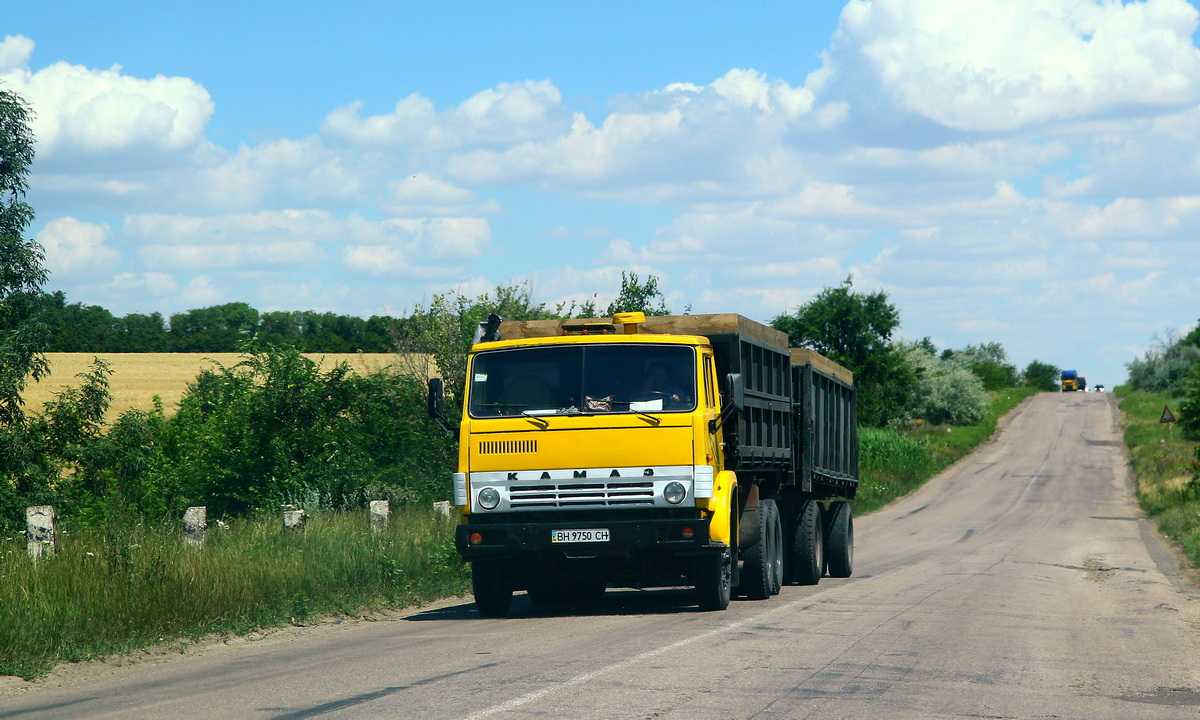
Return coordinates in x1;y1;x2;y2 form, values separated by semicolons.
472;560;513;618
824;500;853;578
695;547;732;611
741;499;781;600
767;501;784;595
791;500;824;586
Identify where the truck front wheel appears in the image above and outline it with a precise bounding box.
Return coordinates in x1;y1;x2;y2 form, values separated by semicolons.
694;547;732;611
472;560;513;618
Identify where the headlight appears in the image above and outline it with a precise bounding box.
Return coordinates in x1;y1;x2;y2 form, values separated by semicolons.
663;481;687;505
478;487;501;510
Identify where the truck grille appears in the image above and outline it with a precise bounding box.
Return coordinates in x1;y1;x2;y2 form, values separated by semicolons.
509;480;654;508
478;440;537;455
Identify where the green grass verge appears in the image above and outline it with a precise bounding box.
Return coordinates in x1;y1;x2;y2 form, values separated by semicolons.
854;387;1040;515
0;508;470;680
1114;386;1200;569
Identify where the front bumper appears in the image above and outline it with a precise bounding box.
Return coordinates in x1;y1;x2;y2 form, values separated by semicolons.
455;512;718;559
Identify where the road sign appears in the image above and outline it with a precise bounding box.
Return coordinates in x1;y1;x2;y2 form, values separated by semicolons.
1160;406;1176;424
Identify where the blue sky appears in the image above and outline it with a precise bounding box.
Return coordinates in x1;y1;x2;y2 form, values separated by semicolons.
7;0;1200;387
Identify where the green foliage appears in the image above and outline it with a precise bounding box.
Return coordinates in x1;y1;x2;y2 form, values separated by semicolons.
0;359;115;533
0;508;470;679
34;292;408;353
0;86;47;427
1178;359;1200;441
1125;327;1200;392
169;302;261;352
945;342;1019;390
1022;359;1060;391
772;277;917;427
898;342;988;426
604;271;671;316
160;347;453;516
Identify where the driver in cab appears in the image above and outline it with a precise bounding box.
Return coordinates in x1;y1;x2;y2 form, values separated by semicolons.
640;362;690;408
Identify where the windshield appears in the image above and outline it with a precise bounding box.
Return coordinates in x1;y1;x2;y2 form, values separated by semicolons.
468;344;696;418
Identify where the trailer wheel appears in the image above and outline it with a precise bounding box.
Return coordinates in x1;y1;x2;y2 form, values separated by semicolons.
791;500;824;586
472;560;513;618
695;547;732;611
824;500;853;578
741;499;781;600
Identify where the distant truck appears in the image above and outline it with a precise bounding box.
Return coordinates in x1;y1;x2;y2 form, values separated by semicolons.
428;312;859;616
1061;370;1079;392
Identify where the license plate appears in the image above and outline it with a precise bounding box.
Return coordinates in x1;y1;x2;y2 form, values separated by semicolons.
551;528;610;543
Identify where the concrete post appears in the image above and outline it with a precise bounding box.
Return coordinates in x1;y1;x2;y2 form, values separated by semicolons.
26;505;57;560
433;500;452;518
369;500;389;533
283;509;308;531
183;506;207;547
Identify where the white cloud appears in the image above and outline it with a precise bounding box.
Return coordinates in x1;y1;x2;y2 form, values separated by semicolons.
321;80;571;148
831;0;1200;131
36;217;119;277
447;70;816;194
0;35;213;160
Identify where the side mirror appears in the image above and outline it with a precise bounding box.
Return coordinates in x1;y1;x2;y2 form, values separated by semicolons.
427;377;445;420
725;373;745;414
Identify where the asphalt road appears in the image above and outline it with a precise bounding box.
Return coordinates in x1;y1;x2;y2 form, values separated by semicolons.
3;392;1200;719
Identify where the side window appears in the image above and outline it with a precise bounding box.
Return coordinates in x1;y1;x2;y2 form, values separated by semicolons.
703;356;716;409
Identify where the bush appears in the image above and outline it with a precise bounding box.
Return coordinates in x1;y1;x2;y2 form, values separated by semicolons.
1125;329;1200;392
898;342;988;426
160;347;453;516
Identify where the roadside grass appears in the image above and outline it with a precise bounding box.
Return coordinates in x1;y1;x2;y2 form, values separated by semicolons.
1115;386;1200;570
854;387;1040;515
0;508;470;680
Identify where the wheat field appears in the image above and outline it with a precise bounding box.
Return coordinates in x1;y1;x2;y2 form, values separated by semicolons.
22;353;430;424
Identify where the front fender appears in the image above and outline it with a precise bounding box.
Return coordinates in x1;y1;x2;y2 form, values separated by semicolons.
701;470;738;545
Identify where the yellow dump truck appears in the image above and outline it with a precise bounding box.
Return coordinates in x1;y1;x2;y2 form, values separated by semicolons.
427;312;859;616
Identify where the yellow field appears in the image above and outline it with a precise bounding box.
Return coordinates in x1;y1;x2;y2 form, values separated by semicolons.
23;353;430;425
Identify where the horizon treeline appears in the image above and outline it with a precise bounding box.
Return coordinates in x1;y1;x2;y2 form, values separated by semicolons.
35;291;408;353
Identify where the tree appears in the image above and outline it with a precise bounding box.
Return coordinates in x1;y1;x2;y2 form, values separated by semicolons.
604;272;671;316
0;86;47;426
1022;360;1060;392
169;302;261;352
772;277;917;427
949;342;1019;390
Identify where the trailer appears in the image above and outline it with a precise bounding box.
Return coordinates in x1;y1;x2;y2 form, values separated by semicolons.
428;312;859;616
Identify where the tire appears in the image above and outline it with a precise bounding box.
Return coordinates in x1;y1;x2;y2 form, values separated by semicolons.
791;500;824;586
472;560;513;618
824;500;854;578
767;501;784;595
695;547;732;611
740;499;778;600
